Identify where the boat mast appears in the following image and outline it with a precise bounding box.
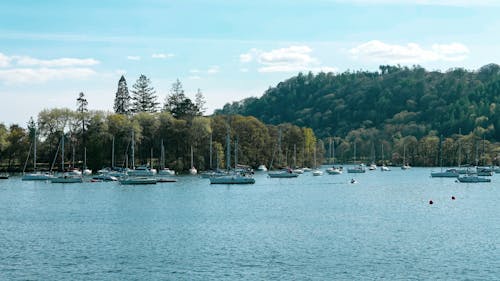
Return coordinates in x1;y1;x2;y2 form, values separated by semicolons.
234;137;238;169
209;133;213;170
161;139;165;169
61;134;65;172
226;126;231;170
33;127;37;171
111;136;115;168
131;130;135;169
84;147;87;170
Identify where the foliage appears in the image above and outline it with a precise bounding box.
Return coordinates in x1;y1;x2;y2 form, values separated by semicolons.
131;74;159;113
114;75;131;115
216;64;500;166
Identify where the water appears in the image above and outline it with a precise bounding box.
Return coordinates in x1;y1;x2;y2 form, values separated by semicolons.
1;168;499;280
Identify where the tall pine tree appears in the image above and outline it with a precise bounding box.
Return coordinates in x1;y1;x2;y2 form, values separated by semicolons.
131;74;159;113
114;75;131;115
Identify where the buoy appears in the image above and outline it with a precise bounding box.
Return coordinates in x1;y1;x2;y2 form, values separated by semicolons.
429;200;433;205
451;196;456;200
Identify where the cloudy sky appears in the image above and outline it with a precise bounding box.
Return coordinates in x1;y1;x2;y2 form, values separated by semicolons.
1;0;499;125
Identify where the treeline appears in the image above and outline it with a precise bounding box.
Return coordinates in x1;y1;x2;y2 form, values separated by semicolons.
0;112;321;173
217;64;500;166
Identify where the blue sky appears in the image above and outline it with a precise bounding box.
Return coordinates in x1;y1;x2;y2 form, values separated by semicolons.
1;0;499;125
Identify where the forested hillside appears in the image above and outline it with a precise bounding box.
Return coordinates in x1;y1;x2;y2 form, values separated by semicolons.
219;64;500;139
217;64;500;166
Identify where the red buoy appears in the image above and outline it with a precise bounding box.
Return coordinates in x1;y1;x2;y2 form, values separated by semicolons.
451;196;456;200
429;200;433;205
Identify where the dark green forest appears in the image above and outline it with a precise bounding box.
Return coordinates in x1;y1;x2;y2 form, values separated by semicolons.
217;64;500;166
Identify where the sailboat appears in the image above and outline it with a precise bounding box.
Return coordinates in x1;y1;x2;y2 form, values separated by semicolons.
210;130;255;184
268;128;299;178
120;131;157;185
401;144;411;170
189;145;197;175
431;135;459;178
326;140;343;175
347;141;365;173
22;127;54;181
312;144;323;176
157;140;175;176
51;134;83;183
380;143;390;171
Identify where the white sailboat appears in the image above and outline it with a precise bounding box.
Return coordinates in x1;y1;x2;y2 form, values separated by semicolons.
401;144;411;170
120;131;157;185
22;127;54;181
380;143;390;171
431;135;459;178
347;142;365;173
312;144;323;176
210;129;255;184
51;134;83;183
189;145;197;175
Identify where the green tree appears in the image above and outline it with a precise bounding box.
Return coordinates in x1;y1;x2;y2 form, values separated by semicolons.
114;75;131;115
131;74;159;113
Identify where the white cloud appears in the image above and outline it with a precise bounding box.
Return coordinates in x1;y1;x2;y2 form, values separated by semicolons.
188;75;201;80
239;53;253;63
349;40;469;63
240;45;336;73
127;56;141;61
15;56;99;67
152;53;174;59
189;69;200;73
0;53;11;67
240;68;249;72
207;66;220;74
0;67;96;84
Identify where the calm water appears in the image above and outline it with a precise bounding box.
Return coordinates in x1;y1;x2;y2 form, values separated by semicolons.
1;168;499;280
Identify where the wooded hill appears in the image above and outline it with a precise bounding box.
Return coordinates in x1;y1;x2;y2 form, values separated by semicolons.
217;64;500;166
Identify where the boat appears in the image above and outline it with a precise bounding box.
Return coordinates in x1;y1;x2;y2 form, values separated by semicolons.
209;129;255;184
457;175;491;183
156;177;178;183
431;169;459;178
119;176;157;185
22;127;54;181
257;164;268;172
158;140;175;176
347;142;365;173
476;167;493;176
292;168;304;174
210;172;255;184
312;169;323;176
431;136;459;178
347;164;366;173
326;166;343;175
268;169;300;178
0;173;9;179
122;130;157;184
158;168;175;176
50;134;83;183
91;174;118;181
369;163;377;170
189;145;197;175
350;178;358;184
380;143;391;171
401;144;411;170
127;165;157;177
51;173;84;183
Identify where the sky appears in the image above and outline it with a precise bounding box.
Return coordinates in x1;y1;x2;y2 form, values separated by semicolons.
1;0;500;125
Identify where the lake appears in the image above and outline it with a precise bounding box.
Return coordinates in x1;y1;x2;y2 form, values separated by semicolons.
1;167;499;280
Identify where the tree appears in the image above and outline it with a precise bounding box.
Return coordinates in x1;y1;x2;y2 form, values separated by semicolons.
164;79;199;119
114;75;131;115
195;88;206;115
131;74;159;113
